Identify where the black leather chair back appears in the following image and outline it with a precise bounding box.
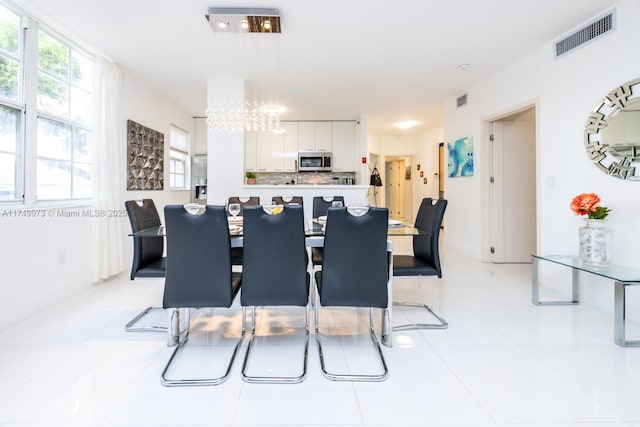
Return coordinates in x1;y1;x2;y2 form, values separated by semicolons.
241;205;309;307
125;199;165;279
271;196;304;206
318;207;389;308
412;198;447;277
227;196;260;214
162;205;240;309
312;196;344;218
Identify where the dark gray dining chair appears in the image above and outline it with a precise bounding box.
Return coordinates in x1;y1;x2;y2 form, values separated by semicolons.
392;198;448;331
314;206;390;381
227;196;260;214
312;195;344;218
160;205;244;387
240;205;310;383
124;199;166;332
271;196;303;206
311;196;345;268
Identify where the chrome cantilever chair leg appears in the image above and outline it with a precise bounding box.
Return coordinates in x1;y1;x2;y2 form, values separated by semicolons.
314;290;388;382
392;301;448;331
160;308;245;387
241;304;310;384
125;305;167;332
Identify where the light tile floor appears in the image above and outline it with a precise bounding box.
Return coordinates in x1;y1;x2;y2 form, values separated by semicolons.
1;242;640;426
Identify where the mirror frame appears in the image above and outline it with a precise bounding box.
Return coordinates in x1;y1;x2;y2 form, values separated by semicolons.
584;77;640;181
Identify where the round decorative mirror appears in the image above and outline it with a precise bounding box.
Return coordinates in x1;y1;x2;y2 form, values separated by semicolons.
584;77;640;181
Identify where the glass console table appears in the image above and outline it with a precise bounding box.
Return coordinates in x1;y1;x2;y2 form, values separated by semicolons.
532;254;640;347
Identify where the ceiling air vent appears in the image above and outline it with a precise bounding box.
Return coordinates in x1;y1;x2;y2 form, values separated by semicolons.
555;10;615;58
456;93;468;108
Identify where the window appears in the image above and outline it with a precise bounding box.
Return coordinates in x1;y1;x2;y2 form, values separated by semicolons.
36;29;92;200
169;125;189;189
0;4;94;205
0;5;23;201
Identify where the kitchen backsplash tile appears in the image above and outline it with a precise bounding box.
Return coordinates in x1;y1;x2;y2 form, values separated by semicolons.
253;172;356;185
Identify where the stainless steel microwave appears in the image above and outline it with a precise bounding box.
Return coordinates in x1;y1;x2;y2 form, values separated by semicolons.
298;152;332;172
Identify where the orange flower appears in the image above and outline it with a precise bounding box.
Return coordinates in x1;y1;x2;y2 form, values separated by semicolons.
570;193;610;219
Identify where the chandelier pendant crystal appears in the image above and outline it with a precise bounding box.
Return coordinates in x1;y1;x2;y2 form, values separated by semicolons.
206;100;283;132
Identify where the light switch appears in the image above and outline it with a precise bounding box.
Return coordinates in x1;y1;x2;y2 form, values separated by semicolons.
547;175;555;188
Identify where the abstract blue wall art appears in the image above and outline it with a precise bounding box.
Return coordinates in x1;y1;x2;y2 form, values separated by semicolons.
447;136;474;178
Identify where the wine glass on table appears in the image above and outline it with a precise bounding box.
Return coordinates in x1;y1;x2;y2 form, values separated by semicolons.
331;200;343;208
228;203;241;224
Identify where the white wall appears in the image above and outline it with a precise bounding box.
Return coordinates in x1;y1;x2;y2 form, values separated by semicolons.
415;128;443;205
0;72;193;331
120;73;194;265
444;0;640;263
443;0;640;313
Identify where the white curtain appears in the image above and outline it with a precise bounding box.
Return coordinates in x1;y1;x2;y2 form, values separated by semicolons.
91;56;125;282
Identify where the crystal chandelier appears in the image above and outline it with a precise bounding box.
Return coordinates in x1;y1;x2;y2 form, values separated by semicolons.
204;8;284;132
205;101;284;132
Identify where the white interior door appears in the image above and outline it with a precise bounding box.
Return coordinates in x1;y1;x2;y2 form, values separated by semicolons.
490;108;536;263
385;159;405;219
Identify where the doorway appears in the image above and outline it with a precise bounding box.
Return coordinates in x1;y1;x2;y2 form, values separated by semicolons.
488;107;536;263
384;156;412;221
385;159;405;220
438;142;445;199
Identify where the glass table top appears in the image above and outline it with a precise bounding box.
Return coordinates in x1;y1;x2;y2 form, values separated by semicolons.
533;254;640;283
130;219;420;238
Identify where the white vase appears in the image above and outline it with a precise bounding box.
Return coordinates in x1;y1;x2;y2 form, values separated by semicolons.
578;219;612;267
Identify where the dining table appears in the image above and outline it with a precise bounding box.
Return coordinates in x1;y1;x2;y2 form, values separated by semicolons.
130;210;419;348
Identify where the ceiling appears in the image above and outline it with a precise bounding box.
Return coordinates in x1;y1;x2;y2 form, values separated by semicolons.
16;0;619;135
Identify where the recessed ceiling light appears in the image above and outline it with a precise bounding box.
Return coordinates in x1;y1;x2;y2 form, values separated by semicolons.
394;121;418;129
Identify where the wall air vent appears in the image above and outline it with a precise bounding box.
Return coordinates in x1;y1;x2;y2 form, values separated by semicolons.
456;93;468;108
554;10;615;58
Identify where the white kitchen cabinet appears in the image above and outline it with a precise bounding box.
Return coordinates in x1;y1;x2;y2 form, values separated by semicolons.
298;121;331;152
269;131;285;171
245;120;355;173
331;121;356;171
256;131;270;171
246;128;294;172
246;131;270;172
283;122;299;172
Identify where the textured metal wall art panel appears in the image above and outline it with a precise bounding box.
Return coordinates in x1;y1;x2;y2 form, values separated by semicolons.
127;120;164;190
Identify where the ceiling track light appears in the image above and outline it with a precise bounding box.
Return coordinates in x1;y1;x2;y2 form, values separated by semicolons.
205;7;281;33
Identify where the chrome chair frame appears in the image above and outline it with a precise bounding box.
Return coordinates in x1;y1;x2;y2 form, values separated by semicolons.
241;304;310;384
161;307;245;387
314;293;389;382
393;299;448;331
125;306;166;332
